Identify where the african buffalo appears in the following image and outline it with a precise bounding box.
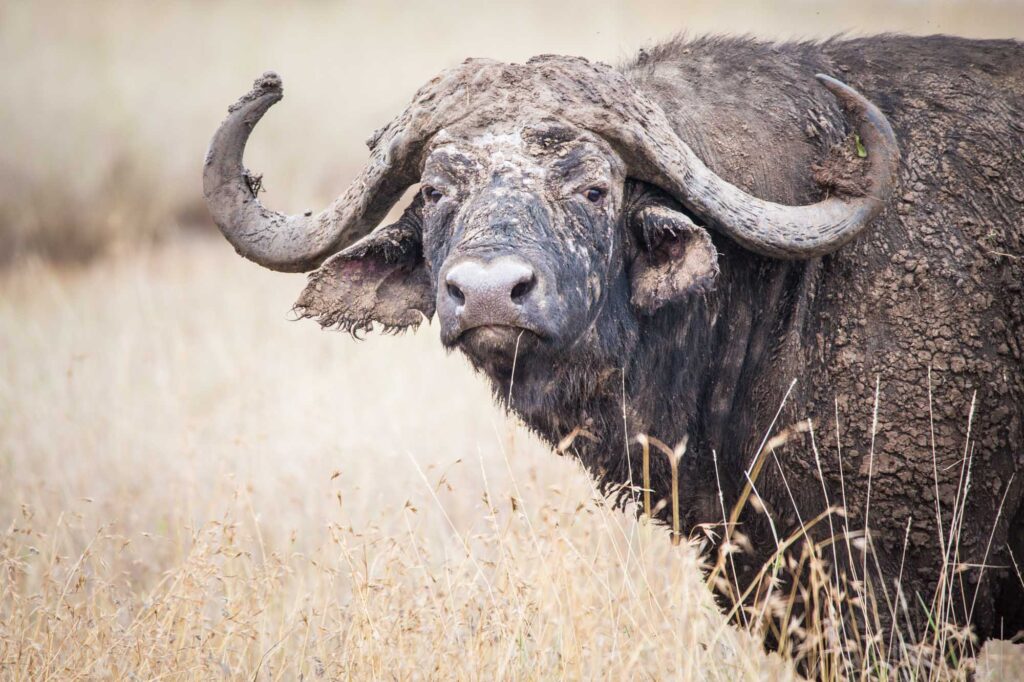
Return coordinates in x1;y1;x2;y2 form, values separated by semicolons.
203;34;1023;644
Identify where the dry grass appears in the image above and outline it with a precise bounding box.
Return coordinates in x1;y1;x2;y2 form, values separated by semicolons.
2;242;1021;679
2;1;1023;678
0;242;801;679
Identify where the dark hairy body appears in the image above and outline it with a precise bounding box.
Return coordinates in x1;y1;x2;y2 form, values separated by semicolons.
526;35;1024;639
203;34;1024;642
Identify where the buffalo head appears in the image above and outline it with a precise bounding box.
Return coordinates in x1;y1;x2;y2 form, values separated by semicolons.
203;57;897;403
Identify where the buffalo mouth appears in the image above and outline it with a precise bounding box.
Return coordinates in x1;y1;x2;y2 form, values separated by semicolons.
455;325;544;376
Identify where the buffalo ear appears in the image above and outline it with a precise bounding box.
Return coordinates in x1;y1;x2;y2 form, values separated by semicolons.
629;203;719;314
294;205;434;334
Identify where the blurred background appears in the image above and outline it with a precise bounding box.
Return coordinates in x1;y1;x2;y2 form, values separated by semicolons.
1;1;1022;677
2;0;1023;264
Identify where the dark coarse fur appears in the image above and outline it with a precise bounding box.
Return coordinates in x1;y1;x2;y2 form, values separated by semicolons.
282;33;1024;644
482;35;1024;641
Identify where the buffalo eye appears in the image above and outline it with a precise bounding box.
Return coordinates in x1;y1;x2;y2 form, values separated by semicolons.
583;187;606;203
422;186;444;204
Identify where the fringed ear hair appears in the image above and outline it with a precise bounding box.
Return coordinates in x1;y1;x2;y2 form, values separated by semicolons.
629;202;719;314
294;202;434;335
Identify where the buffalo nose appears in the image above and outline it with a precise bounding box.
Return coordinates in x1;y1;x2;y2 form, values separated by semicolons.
444;257;537;318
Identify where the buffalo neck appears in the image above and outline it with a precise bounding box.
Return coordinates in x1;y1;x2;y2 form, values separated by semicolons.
497;243;817;533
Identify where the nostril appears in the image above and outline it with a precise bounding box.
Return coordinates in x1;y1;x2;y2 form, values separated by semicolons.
510;276;536;303
447;282;465;305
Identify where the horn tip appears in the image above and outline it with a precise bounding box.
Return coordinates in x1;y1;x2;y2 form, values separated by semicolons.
255;71;283;92
226;71;284;114
814;73;844;90
813;73;865;113
813;73;862;105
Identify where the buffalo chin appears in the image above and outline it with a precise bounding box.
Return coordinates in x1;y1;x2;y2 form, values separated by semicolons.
455;325;542;379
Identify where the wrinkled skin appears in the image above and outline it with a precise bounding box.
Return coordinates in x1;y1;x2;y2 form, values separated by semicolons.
424;126;622;348
242;35;1024;644
422;123;634;403
316;119;721;419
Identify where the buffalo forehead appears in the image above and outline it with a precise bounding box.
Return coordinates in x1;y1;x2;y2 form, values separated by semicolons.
426;123;619;191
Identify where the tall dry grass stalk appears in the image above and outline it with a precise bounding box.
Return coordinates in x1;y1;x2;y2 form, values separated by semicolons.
2;2;1023;677
0;243;801;680
696;387;1023;681
2;243;1021;679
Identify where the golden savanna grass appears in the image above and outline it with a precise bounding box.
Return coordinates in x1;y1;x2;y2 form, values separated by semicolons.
2;1;1023;679
0;243;800;679
3;245;1022;678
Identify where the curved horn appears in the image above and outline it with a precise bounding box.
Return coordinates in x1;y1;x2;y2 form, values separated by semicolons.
205;62;898;268
572;65;898;259
203;72;420;273
639;74;899;259
476;57;898;259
